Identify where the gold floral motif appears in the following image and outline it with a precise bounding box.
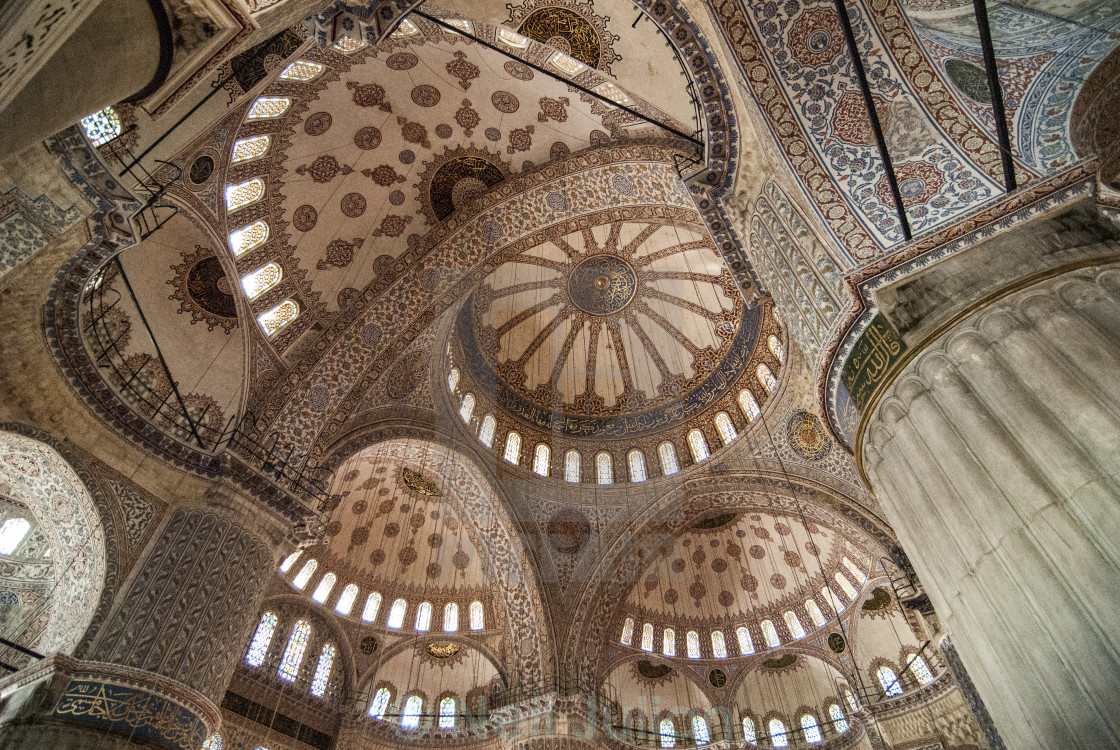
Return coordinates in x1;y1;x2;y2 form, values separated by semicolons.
402;467;442;496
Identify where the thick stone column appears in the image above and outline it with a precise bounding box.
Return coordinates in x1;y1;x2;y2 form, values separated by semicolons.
862;264;1120;750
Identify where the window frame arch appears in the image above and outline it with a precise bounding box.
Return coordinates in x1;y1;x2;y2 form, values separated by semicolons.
687;429;710;462
478;415;496;447
277;619;311;682
596;451;613;484
335;583;359;615
415;601;432;632
658;442;680;475
386;598;407;629
459;393;475;423
628;449;647;482
503;432;521;465
292;559;317;590
311;572;336;603
310;642;336;697
738;389;761;422
246;612;278;667
533;444;550;477
469;601;484;631
443;602;459;632
564;450;581;483
362;592;382;622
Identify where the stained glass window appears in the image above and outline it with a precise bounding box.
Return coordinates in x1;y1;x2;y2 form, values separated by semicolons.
658;442;679;475
715;412;738;445
620;617;635;645
279;60;325;81
241;263;282;299
533;444;550;477
769;335;785;364
822;586;844;613
628;450;646;482
247;96;291;119
387;598;407;629
246;612;277;666
687;430;709;462
596;452;613;484
332;36;366;53
444;602;459;632
278;619;310;681
310;643;335;696
498;27;530;47
692;716;710;746
402;695;423;729
565;450;581;482
392;18;420;37
738;389;761;422
448;368;459;391
686;630;700;658
829;704;848;733
232;135;271;163
415;601;432;631
909;655;934;685
770;718;788;748
292;559;317;589
844;688;858;713
311;572;336;603
806;599;826;627
362;592;382;622
711;630;728;658
843;556;867;583
504;432;521;464
595;81;633;106
259;300;299;335
440;697;456;729
834;571;858;601
801;714;822;744
203;733;223;750
760;619;780;648
662;628;675;656
637;622;652;652
229;220;269;256
225;178;265;211
279;550;301;573
335;584;358;615
878;666;903;696
660;718;676;748
0;518;30;555
370;687;391;718
459;394;475;423
736;626;755;655
550;51;585;75
742;716;756;743
757;364;778;394
470;601;484;630
445;18;473;33
784;611;806;639
80;107;121;146
479;415;496;447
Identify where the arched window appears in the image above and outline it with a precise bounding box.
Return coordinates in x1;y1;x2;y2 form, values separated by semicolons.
908;654;934;685
459;394;475;422
225;178;265;211
687;430;709;462
292;559;317;589
742;716;756;743
821;586;845;613
415;601;432;631
843;556;867;583
784;611;806;639
596;452;613;484
311;572;336;603
658;442;679;475
628;450;647;482
564;450;581;482
278;619;311;681
736;625;755;655
738;389;761;422
620;617;635;645
469;600;484;630
229;220;269;255
498;27;530;47
805;599;826;627
232;135;271;162
279;550;301;573
439;696;456;729
80;107;122;146
760;619;780;648
239;262;278;301
801;714;822;744
362;592;382;622
770;718;788;748
639;622;654;652
448;368;460;391
686;630;700;658
662;628;675;656
333;36;366;53
259;300;299;335
692;715;710;746
247;96;291;119
310;643;335;697
203;733;223;750
279;60;325;81
877;666;903;697
402;695;423;729
769;335;785;364
533;444;550;477
715;413;737;445
659;718;676;748
711;630;728;658
757;363;778;394
504;432;521;464
387;598;407;629
0;518;30;555
369;687;391;718
834;571;858;601
829;704;848;733
478;415;496;447
335;584;358;615
844;688;858;713
246;612;277;666
444;602;459;632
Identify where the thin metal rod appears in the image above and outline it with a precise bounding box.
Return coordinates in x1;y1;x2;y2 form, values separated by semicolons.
973;0;1017;191
0;637;43;660
832;0;912;241
412;10;704;150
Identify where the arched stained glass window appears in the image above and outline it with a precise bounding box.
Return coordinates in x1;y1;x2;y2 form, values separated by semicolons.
660;718;676;748
392;17;420;36
279;60;325;81
821;586;844;613
757;364;778;394
742;716;756;743
760;619;780;648
225;178;265;211
498;27;530;47
469;601;484;630
0;518;30;555
662;628;675;656
311;573;336;603
310;643;335;696
829;703;848;733
738;389;761;422
246;612;277;666
736;626;755;655
877;666;903;696
232;135;271;163
242;263;282;299
843;556;867;583
658;442;679;475
278;619;310;681
806;599;826;627
784;610;806;639
844;688;858;713
770;718;788;748
415;601;432;631
332;36;366;53
292;559;317;589
81;107;121;146
459;394;475;423
687;430;709;462
769;335;785;364
564;450;580;482
834;571;858;601
479;415;496;447
402;695;423;729
504;432;521;464
686;630;700;658
628;450;647;482
387;598;407;629
259;300;299;335
279;550;301;573
801;714;822;744
715;412;737;446
692;716;710;746
229;220;269;256
362;592;382;622
533;444;550;477
641;623;654;652
596;452;613;484
247;96;291;119
909;655;934;685
443;602;459;632
711;630;728;658
439;696;456;729
335;584;358;615
448;368;459;391
369;687;391;718
620;617;635;646
203;733;223;750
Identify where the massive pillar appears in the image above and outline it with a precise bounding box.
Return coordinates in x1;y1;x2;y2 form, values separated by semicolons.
861;263;1120;750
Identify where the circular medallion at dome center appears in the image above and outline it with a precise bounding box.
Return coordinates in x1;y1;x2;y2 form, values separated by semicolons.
567;254;637;315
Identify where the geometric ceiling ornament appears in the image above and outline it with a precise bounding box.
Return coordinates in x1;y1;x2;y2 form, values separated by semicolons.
415;146;510;224
509;0;621;72
402;467;442;496
168;245;238;333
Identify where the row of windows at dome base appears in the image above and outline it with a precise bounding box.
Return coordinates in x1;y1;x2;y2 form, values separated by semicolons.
282;552;485;631
245;613;336;697
201;737;270;750
368;689;465;730
656;705;850;749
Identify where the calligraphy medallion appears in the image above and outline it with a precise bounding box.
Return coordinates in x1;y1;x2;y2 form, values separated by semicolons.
567;254;637;316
